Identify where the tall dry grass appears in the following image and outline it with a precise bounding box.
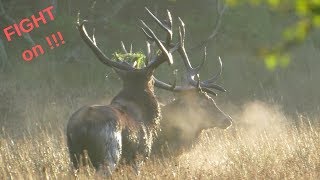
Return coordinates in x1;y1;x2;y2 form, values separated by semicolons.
0;100;319;179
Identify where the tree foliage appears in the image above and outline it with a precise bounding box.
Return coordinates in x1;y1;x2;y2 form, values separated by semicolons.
226;0;320;70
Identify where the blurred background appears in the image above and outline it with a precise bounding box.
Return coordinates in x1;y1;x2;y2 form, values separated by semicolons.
0;0;319;135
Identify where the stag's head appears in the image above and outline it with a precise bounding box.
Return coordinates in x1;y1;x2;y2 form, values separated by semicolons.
172;88;232;130
77;8;179;92
154;18;232;130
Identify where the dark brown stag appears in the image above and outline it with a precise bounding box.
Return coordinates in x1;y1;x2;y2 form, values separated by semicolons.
151;17;233;155
66;8;178;174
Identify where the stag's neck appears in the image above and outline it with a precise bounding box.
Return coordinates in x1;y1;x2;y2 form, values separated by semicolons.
111;87;161;128
161;97;202;136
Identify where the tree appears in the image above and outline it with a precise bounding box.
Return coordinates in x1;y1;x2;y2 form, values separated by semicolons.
225;0;320;70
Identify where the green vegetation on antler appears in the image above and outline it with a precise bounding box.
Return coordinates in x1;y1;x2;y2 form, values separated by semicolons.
112;52;146;69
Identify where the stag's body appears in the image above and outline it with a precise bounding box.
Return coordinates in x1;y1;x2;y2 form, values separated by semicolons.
67;76;160;171
67;8;177;173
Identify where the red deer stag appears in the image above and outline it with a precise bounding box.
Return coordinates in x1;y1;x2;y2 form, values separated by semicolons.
151;17;233;155
66;8;178;174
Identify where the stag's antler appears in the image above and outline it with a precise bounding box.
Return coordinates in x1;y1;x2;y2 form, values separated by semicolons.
139;8;180;70
78;21;134;71
77;7;177;72
153;17;227;96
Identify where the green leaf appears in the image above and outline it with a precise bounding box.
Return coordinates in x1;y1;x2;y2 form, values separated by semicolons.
225;0;239;6
296;0;309;16
312;15;320;27
268;0;280;8
264;54;278;71
283;27;295;41
279;54;291;68
295;19;309;41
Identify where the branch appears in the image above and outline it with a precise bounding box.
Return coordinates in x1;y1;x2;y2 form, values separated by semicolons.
87;0;132;25
189;0;227;51
258;21;315;57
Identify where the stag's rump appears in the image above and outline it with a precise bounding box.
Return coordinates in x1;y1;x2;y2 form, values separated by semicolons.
66;105;122;169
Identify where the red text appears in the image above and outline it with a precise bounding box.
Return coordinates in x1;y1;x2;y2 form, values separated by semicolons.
3;6;55;42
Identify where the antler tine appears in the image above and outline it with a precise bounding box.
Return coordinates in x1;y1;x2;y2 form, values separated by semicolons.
77;21;134;71
177;18;193;73
154;77;193;92
145;41;151;65
178;18;185;42
120;41;128;54
154;68;177;90
203;56;223;84
151;12;226;95
146;9;220;96
176;24;226;93
194;47;207;73
141;27;154;41
154;76;218;96
165;9;173;46
193;73;219;95
145;7;173;42
154;17;201;93
183;74;221;95
140;9;176;50
153;76;176;91
140;19;173;69
166;9;173;30
130;44;133;53
194;56;226;92
141;27;177;49
92;28;96;45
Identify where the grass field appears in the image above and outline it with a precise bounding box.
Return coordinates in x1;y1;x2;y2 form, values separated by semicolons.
0;97;319;179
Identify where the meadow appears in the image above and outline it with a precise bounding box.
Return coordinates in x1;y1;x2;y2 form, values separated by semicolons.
1;63;319;179
1;2;320;179
0;95;319;179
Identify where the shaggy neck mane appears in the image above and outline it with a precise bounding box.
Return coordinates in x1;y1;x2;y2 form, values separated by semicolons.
111;79;161;129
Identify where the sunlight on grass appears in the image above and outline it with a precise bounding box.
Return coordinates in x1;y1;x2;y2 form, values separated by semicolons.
0;100;319;179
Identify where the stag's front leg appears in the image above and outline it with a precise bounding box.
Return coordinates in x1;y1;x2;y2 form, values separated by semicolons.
120;128;142;174
132;126;155;175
